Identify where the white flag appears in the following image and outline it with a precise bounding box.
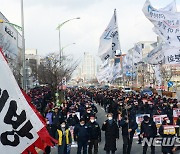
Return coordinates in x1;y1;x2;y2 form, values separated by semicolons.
98;9;120;62
96;74;107;83
146;43;165;65
99;59;109;70
96;64;112;83
163;45;180;64
112;65;122;80
122;55;132;73
133;43;142;64
153;65;162;86
142;0;180;47
97;58;122;83
111;58;122;81
146;43;180;65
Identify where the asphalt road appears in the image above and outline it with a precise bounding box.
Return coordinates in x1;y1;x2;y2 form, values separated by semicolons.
39;104;180;154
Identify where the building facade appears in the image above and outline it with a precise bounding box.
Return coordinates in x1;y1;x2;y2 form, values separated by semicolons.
25;49;40;89
0;12;22;85
73;52;96;83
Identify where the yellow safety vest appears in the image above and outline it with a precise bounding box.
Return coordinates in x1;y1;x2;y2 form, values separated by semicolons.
57;129;70;145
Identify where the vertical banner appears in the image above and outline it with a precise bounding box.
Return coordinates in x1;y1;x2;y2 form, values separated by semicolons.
133;43;142;65
98;9;120;62
112;58;122;80
146;44;164;65
152;65;162;87
97;9;122;83
163;45;180;65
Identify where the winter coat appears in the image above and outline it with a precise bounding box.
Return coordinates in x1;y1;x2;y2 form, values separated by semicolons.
140;120;157;138
119;118;138;137
67;115;79;126
102;120;119;151
87;121;101;141
55;128;72;146
74;124;89;142
52;112;64;125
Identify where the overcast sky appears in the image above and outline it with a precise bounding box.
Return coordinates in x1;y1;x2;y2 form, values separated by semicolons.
1;0;180;61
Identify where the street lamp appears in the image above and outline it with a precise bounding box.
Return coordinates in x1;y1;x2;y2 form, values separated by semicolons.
61;42;76;57
56;17;80;65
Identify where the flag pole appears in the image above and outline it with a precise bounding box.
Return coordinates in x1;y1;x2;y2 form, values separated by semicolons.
174;0;177;11
132;48;134;88
21;0;26;91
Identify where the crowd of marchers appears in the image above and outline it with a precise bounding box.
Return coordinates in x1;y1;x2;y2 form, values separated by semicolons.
28;87;180;154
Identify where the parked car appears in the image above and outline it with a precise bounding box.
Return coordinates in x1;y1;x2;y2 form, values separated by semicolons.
88;85;96;89
101;85;109;90
122;87;132;93
140;88;153;96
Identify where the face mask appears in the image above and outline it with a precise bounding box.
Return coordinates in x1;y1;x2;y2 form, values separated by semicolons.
90;120;95;123
61;124;65;128
72;113;75;116
80;123;84;126
108;117;113;120
167;120;170;124
87;111;91;113
46;121;49;125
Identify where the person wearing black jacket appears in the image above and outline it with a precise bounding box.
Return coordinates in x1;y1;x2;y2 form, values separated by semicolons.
119;115;138;154
67;112;79;126
102;113;119;154
82;108;92;123
74;118;89;154
159;117;175;154
140;115;157;154
52;107;64;138
87;115;101;154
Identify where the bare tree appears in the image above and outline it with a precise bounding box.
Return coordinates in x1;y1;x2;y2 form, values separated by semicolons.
38;52;79;100
160;65;174;91
161;65;173;82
